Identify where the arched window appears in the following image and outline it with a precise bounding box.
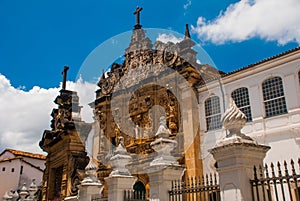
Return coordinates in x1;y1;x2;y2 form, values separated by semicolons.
205;96;222;130
231;87;252;121
262;77;287;117
298;71;300;84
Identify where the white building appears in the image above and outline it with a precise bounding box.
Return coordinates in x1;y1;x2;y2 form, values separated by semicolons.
199;47;300;174
0;148;46;198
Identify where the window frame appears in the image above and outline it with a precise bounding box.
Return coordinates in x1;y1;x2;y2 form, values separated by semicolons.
204;96;222;131
262;76;288;118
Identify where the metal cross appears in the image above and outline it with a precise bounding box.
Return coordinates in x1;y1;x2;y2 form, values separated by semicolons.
62;66;69;90
133;6;143;29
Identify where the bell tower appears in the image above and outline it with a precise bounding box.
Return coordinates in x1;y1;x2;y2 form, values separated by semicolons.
39;67;91;200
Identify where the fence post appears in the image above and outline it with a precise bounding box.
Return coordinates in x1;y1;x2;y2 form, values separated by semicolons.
209;99;270;201
146;165;185;201
78;157;104;201
104;137;137;201
145;116;185;201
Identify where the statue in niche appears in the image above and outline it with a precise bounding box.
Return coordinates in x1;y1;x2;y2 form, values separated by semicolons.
135;125;140;139
155;116;171;137
167;98;178;132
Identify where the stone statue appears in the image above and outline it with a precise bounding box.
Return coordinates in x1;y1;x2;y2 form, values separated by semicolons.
155;116;171;137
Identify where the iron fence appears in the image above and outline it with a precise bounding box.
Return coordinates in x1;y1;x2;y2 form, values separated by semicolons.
251;158;300;201
124;190;148;201
169;173;220;201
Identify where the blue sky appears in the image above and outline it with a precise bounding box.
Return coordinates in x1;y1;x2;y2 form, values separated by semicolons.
1;0;298;89
0;0;300;153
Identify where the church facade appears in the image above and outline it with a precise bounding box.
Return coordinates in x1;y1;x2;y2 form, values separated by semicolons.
91;21;221;196
39;8;300;200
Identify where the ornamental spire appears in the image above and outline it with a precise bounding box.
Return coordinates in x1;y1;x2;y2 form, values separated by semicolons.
185;24;191;39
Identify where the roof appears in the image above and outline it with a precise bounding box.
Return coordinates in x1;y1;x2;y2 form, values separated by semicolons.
2;148;46;160
225;46;300;76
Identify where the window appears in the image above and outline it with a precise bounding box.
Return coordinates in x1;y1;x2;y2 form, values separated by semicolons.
2;167;5;172
231;87;252;121
298;71;300;84
205;96;222;130
20;166;23;175
11;168;14;173
262;77;287;117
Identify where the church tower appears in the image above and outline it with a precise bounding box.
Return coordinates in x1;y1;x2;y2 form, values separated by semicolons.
39;67;91;200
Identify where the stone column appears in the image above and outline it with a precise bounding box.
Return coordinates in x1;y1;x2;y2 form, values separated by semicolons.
210;99;270;201
104;137;137;201
146;116;185;201
78;157;103;201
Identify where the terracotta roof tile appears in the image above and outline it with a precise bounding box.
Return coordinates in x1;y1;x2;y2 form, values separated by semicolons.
5;148;46;160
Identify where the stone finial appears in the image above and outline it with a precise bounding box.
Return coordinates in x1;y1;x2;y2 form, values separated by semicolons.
221;98;253;141
78;156;104;201
12;191;19;200
150;116;178;166
109;137;132;176
19;183;29;200
155;116;171;138
3;191;12;201
28;179;38;198
82;157;101;184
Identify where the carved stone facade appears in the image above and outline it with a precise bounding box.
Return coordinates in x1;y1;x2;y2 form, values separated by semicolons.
39;89;91;201
39;9;221;199
93;25;221;196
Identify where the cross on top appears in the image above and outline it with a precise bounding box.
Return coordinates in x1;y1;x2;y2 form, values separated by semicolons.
133;6;143;29
62;66;69;90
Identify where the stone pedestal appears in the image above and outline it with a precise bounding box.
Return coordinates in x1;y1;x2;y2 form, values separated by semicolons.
78;183;103;201
145;165;185;201
210;139;270;201
105;176;137;201
78;156;104;201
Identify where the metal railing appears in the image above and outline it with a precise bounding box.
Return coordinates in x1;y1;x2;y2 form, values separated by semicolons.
251;158;300;201
124;190;148;201
169;174;220;201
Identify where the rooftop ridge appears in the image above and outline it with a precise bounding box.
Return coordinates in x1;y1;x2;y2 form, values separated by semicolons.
5;148;46;160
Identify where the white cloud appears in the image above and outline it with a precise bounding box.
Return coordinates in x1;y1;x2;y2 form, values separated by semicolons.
65;78;98;123
184;0;192;10
192;0;300;45
157;33;183;44
0;74;97;154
